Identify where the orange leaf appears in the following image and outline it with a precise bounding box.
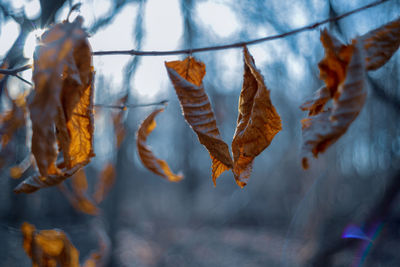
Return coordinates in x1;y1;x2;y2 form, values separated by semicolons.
136;108;183;182
59;169;99;215
301;34;366;169
231;47;282;187
54;18;95;170
30;16;94;178
318;29;354;98
358;17;400;70
93;163;116;204
165;57;232;184
21;222;80;267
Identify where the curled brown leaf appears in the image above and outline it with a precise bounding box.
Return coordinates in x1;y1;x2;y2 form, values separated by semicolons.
165;57;232;184
231;47;282;187
301;32;366;169
136;108;183;182
358;17;400;70
22;16;94;191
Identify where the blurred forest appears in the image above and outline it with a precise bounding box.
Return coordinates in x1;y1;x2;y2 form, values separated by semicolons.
0;0;400;266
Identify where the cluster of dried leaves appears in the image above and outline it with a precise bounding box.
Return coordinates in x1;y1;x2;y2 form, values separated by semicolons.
0;18;117;203
300;18;400;168
1;17;399;193
163;48;281;187
21;221;109;267
0;14;399;267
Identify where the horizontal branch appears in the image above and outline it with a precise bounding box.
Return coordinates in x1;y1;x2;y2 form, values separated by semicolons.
0;64;167;109
0;64;32;75
94;100;168;109
92;0;390;57
0;64;33;86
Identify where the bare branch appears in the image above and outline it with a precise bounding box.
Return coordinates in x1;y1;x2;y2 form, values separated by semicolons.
94;100;168;110
0;65;32;76
14;75;33;86
0;65;33;86
93;0;390;57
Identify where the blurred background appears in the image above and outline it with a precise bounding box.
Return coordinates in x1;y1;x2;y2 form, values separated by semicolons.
0;0;400;266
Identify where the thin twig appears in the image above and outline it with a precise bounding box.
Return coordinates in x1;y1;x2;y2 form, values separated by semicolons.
0;64;32;75
14;75;33;86
93;0;390;57
0;65;33;86
94;100;168;109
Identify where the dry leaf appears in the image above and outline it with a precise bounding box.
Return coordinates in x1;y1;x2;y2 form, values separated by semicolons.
59;169;99;215
30;16;94;177
136;108;183;182
165;56;232;184
93;163;116;204
14;160;89;193
21;222;80;267
56;44;95;170
301;32;366;169
231;47;282;187
20;16;94;192
318;30;354;98
358;17;400;70
0;93;27;146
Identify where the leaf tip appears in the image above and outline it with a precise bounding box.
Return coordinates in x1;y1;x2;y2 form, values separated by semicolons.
236;180;247;188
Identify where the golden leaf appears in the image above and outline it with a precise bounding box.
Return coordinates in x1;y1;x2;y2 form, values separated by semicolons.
301;33;366;169
54;17;95;170
21;222;80;267
136;108;183;182
22;16;94;191
231;47;282;187
358;17;400;70
93;163;116;204
31;16;94;176
165;57;232;184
